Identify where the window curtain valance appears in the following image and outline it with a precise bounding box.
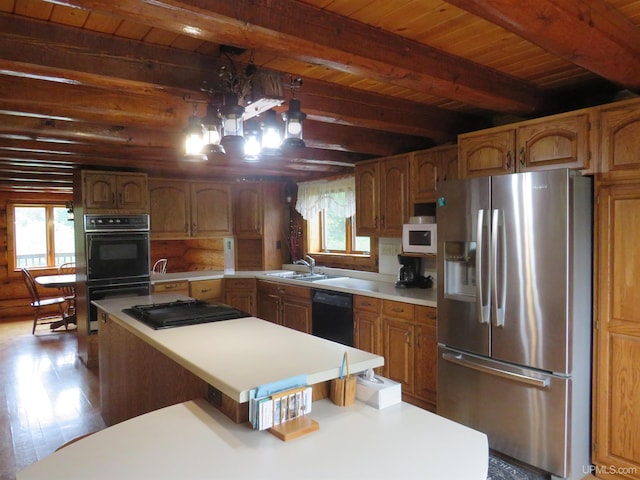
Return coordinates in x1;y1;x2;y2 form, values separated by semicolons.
295;176;356;220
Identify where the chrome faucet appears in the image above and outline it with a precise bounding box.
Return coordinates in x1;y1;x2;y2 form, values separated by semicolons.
294;255;316;275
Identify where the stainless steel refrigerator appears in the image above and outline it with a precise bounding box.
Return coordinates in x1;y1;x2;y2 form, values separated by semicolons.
436;169;592;479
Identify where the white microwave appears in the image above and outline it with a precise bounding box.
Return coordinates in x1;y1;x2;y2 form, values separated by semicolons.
402;223;437;254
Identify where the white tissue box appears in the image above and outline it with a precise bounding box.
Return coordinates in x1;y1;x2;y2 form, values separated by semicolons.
356;373;401;409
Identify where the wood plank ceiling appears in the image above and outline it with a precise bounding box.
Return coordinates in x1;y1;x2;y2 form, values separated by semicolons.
0;0;639;192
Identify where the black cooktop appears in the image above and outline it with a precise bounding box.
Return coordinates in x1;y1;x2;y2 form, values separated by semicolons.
123;299;249;330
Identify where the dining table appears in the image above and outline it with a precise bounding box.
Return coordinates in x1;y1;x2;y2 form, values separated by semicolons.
34;273;77;330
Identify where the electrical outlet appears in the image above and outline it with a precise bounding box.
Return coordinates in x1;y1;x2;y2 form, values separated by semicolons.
381;243;399;256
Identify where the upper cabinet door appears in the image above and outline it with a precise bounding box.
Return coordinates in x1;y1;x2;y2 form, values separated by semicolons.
83;173;117;210
380;155;409;235
410;145;458;203
234;182;263;237
116;174;148;210
149;180;191;238
191;182;233;237
355;161;379;236
516;111;591;173
458;128;516;178
599;99;640;174
83;171;148;213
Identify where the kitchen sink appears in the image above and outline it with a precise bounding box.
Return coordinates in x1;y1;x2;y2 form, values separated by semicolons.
266;272;344;282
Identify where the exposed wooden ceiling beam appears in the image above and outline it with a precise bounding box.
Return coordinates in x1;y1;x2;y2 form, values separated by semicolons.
39;0;546;114
446;0;640;91
0;13;474;143
0;137;364;176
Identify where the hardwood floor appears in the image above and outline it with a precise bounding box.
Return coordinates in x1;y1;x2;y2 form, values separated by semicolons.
0;320;105;480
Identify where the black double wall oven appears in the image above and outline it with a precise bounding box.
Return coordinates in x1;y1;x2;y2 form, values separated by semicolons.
84;214;151;332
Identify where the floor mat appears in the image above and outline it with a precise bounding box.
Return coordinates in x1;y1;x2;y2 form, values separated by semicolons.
487;455;549;480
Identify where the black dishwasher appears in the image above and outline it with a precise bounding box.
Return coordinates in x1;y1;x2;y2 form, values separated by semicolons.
311;289;353;346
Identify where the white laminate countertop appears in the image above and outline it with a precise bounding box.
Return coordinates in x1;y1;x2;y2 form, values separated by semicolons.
18;398;488;480
93;294;384;403
151;268;438;308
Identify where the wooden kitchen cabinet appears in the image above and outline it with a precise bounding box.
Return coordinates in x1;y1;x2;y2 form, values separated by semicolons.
458;109;592;178
592;175;640;480
149;179;232;239
354;295;382;359
598;97;640;174
233;181;285;271
189;279;222;302
233;181;263;237
382;300;437;411
410;145;458;204
151;280;189;296
223;278;256;316
82;170;148;213
458;128;515;178
256;280;312;334
98;307;210;426
354;160;379;235
190;182;233;237
355;154;409;237
413;306;437;409
380;155;410;235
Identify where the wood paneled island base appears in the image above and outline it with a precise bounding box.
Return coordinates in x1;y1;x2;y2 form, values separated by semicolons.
100;307;334;425
96;294;382;426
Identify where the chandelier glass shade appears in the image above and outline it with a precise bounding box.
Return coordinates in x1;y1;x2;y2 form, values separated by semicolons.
183;113;208;161
281;98;307;148
220;92;246;155
202;103;225;155
260;109;282;153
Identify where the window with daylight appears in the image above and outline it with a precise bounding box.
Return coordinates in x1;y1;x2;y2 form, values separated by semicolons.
10;204;75;270
296;177;370;255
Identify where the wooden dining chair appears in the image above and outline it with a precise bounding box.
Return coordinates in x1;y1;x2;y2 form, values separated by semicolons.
21;268;68;334
152;258;167;274
58;262;76;318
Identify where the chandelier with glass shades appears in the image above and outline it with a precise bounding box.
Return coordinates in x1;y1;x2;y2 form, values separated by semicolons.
183;47;307;162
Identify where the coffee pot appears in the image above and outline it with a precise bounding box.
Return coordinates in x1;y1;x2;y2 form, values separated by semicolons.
395;255;421;288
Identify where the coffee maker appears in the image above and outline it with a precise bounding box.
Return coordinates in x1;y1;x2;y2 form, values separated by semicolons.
395;254;422;288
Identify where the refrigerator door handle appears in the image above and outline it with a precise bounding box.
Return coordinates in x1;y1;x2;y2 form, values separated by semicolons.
442;352;549;388
491;209;506;327
476;209;490;324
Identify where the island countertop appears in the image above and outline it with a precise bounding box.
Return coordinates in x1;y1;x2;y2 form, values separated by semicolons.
18;398;488;480
93;294;384;403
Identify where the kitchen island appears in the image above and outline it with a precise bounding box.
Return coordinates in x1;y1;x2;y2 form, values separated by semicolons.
18;398;488;480
95;294;384;425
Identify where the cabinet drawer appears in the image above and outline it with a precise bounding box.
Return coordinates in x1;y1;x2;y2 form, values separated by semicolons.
354;295;381;313
189;279;222;300
258;280;311;299
152;281;189;294
383;300;415;320
224;278;256;291
415;305;437;326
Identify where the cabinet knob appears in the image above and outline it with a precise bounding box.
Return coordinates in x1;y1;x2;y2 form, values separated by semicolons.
519;147;526;166
505;151;512;170
100;312;107;323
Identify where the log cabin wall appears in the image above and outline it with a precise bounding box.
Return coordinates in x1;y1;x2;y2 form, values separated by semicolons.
150;238;225;273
